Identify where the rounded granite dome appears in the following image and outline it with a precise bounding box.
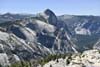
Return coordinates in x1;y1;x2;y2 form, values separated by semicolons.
44;9;58;25
37;9;58;26
44;9;56;16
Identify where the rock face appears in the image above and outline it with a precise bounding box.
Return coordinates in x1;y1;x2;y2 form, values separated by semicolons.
58;15;100;35
0;53;10;66
43;49;100;67
58;15;100;52
0;9;100;66
0;9;77;66
37;9;58;26
75;27;91;35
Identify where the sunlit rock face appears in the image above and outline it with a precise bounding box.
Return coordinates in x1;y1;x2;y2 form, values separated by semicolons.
43;49;100;67
75;27;91;35
37;9;58;26
0;53;10;66
0;9;100;66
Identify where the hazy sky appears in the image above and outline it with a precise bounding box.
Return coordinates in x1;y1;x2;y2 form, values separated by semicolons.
0;0;100;15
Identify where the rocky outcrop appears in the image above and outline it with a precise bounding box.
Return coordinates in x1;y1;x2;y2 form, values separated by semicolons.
0;9;76;66
43;49;100;67
37;9;58;26
0;9;100;66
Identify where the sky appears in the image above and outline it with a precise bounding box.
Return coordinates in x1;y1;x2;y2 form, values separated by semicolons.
0;0;100;16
